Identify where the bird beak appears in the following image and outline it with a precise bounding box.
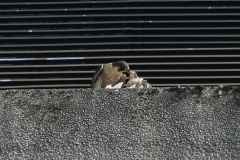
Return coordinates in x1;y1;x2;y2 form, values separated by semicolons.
128;70;134;75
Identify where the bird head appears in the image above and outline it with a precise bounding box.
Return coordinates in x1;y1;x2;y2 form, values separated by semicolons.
112;61;130;72
129;70;138;79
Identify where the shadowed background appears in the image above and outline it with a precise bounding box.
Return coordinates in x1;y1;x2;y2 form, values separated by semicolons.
1;0;240;89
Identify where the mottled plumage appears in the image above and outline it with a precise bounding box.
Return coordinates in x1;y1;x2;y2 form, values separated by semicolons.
142;80;152;88
91;61;130;88
127;71;151;88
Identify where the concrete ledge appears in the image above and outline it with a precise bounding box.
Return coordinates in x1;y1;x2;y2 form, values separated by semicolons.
0;87;239;159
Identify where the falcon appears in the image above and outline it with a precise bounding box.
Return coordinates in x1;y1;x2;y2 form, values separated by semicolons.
91;61;130;88
127;70;152;88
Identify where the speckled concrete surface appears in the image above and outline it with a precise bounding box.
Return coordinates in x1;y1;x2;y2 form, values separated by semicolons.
0;87;239;159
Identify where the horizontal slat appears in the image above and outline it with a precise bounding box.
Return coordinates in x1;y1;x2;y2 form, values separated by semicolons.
84;55;240;58
1;7;240;13
1;61;240;66
0;56;240;66
1;42;240;48
133;0;240;1
0;28;132;33
1;13;240;19
0;71;91;75
1;62;240;70
129;62;240;65
132;27;240;30
133;35;240;37
0;1;132;5
2;55;240;61
0;49;133;54
1;27;240;34
132;41;240;44
0;35;132;40
1;20;240;26
1;0;239;5
1;47;240;54
0;64;83;68
0;78;84;82
152;83;240;86
1;34;240;40
0;42;131;48
143;76;240;79
136;69;240;72
0;84;88;89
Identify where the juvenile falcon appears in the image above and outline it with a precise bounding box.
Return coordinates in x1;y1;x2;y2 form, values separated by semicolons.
91;61;130;88
127;70;152;88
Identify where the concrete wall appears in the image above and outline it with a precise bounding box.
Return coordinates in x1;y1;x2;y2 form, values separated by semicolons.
0;87;239;159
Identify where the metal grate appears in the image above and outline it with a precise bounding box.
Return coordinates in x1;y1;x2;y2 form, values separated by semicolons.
1;0;240;89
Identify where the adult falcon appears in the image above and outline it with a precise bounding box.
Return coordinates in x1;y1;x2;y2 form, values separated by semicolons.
91;61;130;88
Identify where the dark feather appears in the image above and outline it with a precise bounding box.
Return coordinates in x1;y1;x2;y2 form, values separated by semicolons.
118;74;126;88
91;65;103;88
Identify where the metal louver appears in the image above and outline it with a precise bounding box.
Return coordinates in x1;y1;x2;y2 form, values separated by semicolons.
1;0;240;89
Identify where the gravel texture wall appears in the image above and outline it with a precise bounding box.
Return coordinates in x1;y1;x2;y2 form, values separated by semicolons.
0;87;239;159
